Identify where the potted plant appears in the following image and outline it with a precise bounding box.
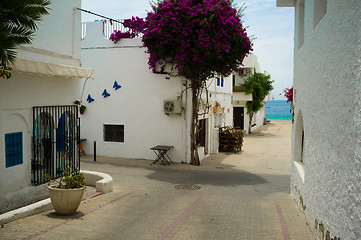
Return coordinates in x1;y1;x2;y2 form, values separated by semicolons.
80;105;86;114
45;163;85;215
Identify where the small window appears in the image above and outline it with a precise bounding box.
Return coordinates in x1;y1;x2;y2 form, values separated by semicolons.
232;75;236;86
221;78;224;87
217;77;220;86
313;0;327;29
104;124;124;142
5;132;23;168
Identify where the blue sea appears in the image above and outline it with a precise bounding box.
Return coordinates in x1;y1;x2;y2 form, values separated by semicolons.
266;100;292;121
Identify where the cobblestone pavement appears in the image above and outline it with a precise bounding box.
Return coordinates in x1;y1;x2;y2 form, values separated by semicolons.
0;121;315;240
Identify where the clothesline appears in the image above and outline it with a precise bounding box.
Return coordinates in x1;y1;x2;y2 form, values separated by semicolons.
76;7;123;24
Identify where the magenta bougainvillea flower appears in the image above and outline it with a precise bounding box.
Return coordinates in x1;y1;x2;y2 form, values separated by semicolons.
109;17;145;42
109;31;136;42
283;87;293;104
110;0;253;81
143;0;253;80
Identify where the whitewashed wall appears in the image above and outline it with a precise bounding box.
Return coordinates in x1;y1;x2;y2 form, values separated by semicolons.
0;0;82;214
15;0;81;66
281;0;361;239
80;21;244;162
232;53;266;134
81;22;192;163
203;74;234;155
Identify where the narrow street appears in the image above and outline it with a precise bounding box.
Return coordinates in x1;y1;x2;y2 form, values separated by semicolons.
0;121;315;240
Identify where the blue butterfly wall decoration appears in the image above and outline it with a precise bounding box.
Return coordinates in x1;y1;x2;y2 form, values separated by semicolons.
113;81;122;90
102;89;111;98
87;94;94;103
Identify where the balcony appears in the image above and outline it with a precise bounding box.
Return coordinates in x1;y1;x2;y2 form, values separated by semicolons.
233;86;246;92
233;86;252;105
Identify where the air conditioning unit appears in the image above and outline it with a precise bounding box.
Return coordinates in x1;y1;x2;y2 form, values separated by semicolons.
164;100;182;114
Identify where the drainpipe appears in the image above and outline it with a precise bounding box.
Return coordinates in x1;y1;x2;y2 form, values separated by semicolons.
93;140;96;162
183;79;188;163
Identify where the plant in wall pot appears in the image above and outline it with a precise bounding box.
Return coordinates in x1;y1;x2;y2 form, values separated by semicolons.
80;105;86;114
45;163;85;215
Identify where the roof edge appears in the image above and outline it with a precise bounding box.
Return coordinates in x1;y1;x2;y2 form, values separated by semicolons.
276;0;295;7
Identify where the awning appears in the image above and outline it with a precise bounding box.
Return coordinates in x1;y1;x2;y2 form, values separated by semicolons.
13;58;94;79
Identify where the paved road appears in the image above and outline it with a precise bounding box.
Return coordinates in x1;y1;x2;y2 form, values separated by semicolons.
0;121;315;240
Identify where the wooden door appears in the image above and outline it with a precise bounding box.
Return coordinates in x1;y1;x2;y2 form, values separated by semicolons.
233;107;244;129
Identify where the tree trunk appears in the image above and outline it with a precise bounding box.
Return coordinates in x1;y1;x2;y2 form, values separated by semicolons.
190;87;200;165
248;112;253;134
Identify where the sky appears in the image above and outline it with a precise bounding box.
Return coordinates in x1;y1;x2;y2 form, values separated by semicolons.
81;0;295;100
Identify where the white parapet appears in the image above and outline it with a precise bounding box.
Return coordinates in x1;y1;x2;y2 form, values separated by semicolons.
80;170;113;193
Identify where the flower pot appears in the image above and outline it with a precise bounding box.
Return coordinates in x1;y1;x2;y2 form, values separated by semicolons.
48;186;85;215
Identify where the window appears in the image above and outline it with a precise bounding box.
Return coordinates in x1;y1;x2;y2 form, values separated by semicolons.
294;111;304;163
313;0;327;29
104;124;124;142
232;75;236;86
298;0;305;49
217;77;220;86
5;132;23;168
221;78;224;87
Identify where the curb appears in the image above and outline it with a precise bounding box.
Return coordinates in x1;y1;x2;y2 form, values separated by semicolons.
0;199;52;225
0;171;112;225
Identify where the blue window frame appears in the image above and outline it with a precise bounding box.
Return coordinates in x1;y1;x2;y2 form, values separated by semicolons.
217;77;220;86
221;78;224;87
57;113;67;151
5;132;23;168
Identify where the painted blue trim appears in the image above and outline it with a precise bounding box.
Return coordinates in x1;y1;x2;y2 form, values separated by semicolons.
221;78;224;87
5;132;23;168
57;113;67;151
217;78;220;86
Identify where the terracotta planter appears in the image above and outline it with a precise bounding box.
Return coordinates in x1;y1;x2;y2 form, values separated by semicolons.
48;186;85;215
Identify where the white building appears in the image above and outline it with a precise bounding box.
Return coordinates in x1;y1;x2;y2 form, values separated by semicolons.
231;54;267;132
277;0;360;239
0;0;93;214
80;21;265;163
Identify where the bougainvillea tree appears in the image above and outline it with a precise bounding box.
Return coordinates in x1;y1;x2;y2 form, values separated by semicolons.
112;0;253;165
283;86;293;104
109;17;145;42
282;86;294;121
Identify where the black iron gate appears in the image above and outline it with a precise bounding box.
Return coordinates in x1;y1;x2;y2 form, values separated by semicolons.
32;105;80;185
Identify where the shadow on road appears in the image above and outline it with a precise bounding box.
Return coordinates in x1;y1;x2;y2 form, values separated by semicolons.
144;167;268;187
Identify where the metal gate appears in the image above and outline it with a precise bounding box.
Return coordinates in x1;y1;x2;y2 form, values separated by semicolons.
32;105;80;185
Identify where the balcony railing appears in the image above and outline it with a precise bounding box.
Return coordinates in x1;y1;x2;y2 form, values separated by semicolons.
81;20;144;40
233;86;246;92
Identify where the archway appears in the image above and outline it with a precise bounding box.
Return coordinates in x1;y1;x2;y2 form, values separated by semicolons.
32;112;54;183
56;111;76;176
294;110;305;163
